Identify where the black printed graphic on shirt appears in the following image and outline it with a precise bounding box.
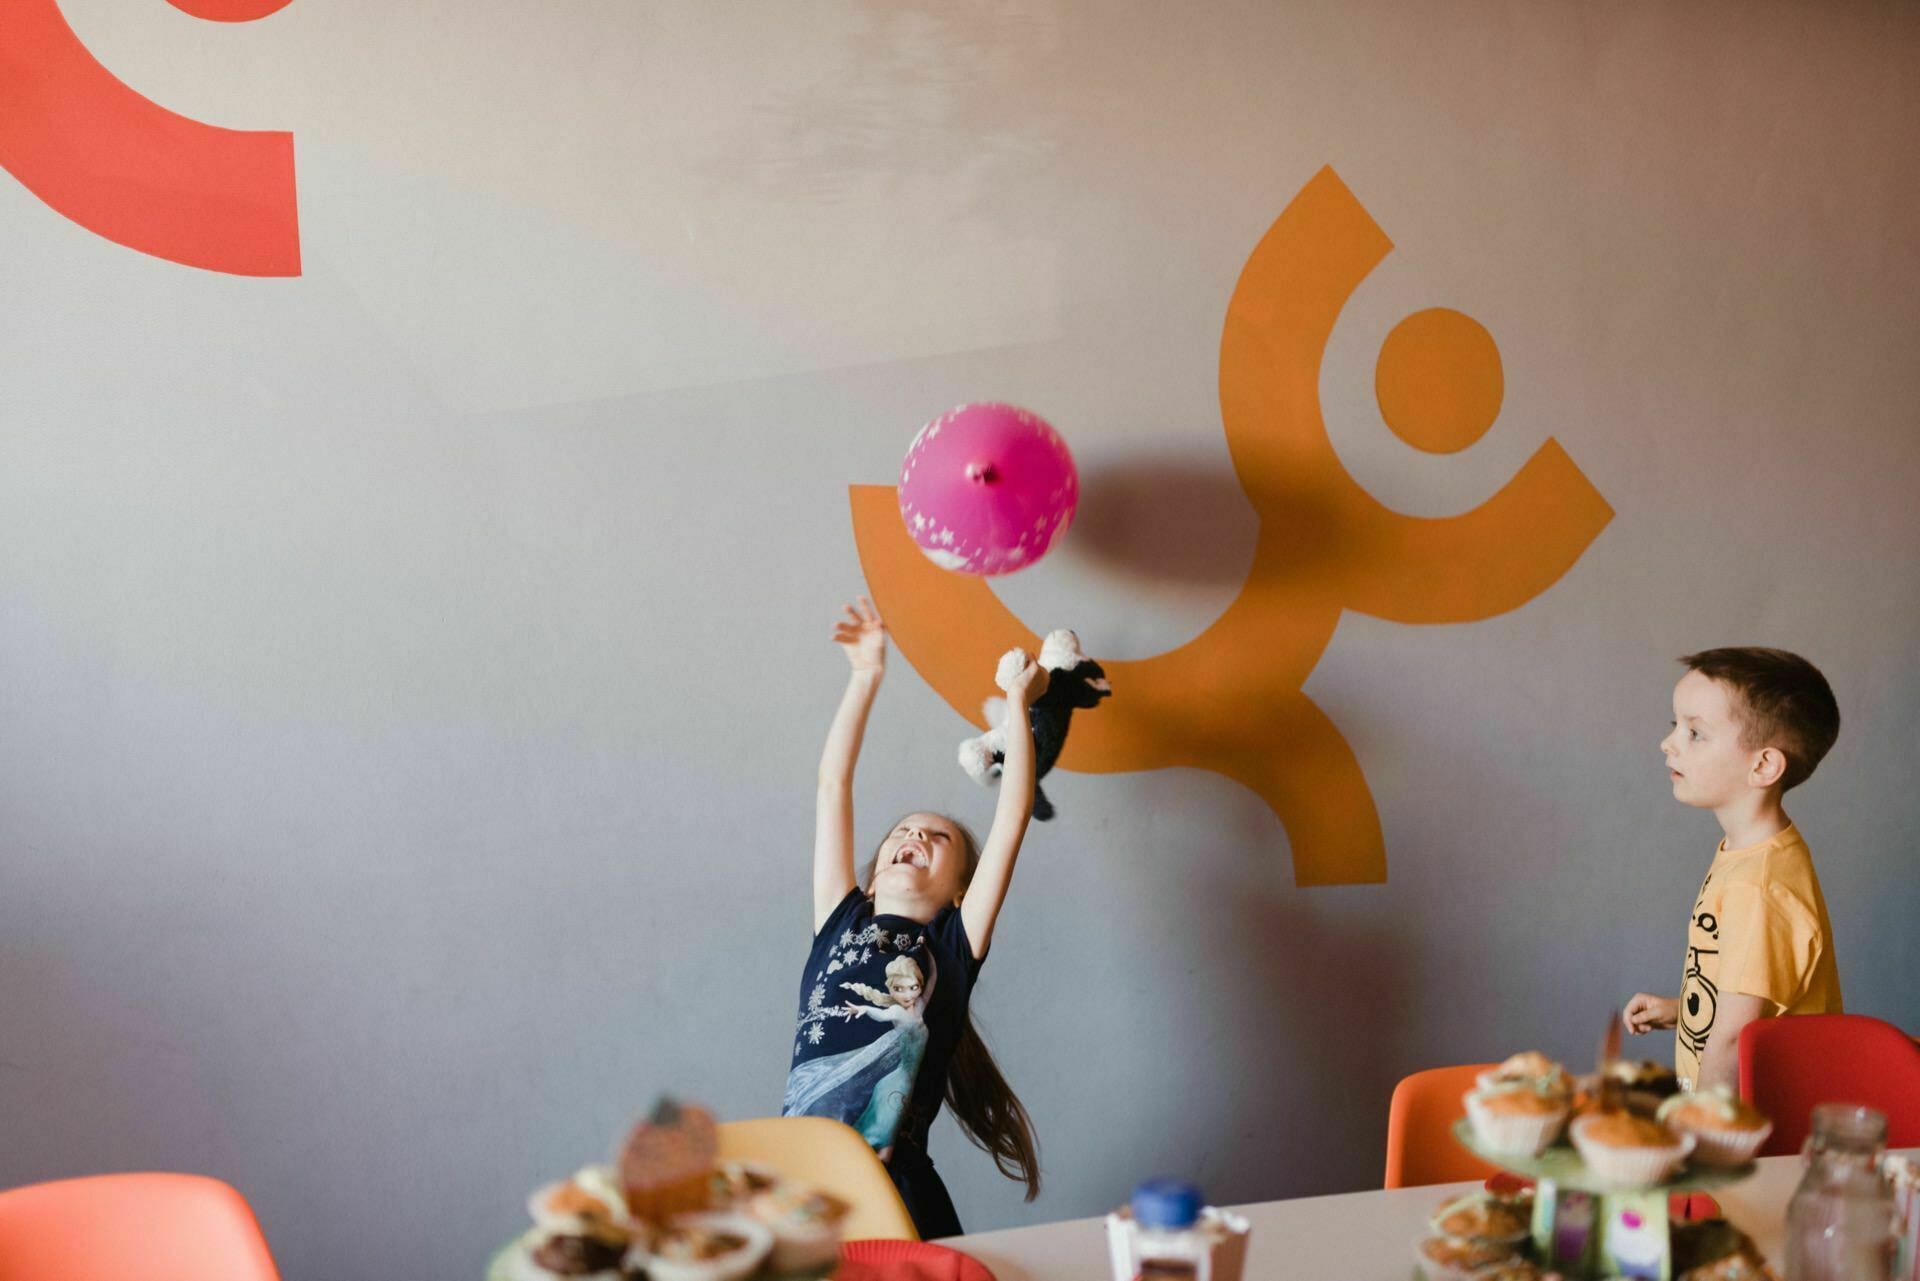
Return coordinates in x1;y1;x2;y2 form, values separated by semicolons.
1678;874;1720;1064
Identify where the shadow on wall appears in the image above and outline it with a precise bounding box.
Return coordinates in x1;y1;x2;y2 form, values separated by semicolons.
1064;450;1257;588
1162;819;1419;1203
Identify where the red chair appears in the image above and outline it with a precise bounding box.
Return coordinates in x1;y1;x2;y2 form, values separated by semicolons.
0;1172;280;1281
1739;1013;1920;1157
1385;1063;1502;1188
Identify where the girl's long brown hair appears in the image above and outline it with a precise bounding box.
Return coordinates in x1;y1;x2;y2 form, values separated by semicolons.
865;816;1041;1200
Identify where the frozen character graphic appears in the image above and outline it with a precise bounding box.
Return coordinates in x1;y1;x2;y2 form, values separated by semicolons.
782;952;935;1157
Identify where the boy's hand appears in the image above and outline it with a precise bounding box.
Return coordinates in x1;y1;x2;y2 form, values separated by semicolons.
1623;993;1678;1035
833;597;886;674
1002;651;1050;708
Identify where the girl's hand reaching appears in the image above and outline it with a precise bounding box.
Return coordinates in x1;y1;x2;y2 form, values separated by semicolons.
833;597;886;674
1002;650;1050;708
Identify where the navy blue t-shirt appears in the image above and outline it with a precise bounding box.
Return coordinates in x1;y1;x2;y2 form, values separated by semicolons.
781;890;982;1155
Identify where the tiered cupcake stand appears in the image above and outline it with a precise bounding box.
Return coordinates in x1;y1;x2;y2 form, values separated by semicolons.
1445;1122;1757;1280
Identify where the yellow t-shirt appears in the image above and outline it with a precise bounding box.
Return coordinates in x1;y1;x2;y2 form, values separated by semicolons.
1675;823;1842;1088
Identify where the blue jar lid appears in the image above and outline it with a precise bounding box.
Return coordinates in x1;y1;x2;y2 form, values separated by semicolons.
1130;1179;1203;1230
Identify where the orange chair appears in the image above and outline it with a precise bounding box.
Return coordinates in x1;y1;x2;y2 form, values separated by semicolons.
0;1172;280;1281
1739;1013;1920;1157
1384;1063;1502;1189
717;1117;918;1241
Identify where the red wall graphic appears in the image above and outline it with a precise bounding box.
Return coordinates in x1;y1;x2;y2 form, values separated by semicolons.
0;0;299;275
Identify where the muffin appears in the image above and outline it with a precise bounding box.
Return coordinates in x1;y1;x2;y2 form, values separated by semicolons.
1657;1088;1772;1167
1414;1233;1523;1281
1478;1052;1572;1099
636;1212;773;1281
1431;1192;1532;1244
502;1166;635;1281
1569;1112;1695;1187
1466;1081;1572;1156
748;1184;852;1273
619;1098;719;1222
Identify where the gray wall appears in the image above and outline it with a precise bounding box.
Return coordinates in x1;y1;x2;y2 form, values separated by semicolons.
3;1;1917;1277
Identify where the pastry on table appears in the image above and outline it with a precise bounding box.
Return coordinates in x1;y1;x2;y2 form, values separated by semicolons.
748;1183;852;1273
636;1212;774;1281
619;1098;720;1222
708;1162;781;1209
1413;1233;1522;1281
1569;1112;1695;1186
1605;1060;1682;1115
1672;1218;1772;1279
1466;1080;1572;1156
1478;1052;1572;1098
1430;1191;1531;1244
508;1165;635;1281
1657;1087;1773;1167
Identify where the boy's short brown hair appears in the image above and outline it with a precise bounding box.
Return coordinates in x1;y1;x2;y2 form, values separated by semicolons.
1680;647;1840;791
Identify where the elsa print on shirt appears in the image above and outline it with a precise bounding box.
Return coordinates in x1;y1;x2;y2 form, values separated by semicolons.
782;951;934;1157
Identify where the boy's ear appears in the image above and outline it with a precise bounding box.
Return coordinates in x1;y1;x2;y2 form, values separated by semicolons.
1750;746;1788;789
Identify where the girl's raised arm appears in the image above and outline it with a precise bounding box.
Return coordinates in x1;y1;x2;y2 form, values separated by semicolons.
814;598;886;931
960;652;1048;958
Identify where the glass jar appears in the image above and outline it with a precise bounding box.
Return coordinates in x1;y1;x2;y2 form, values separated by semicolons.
1785;1103;1899;1281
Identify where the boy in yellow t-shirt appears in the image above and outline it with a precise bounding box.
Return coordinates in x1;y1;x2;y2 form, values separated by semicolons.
1624;648;1843;1091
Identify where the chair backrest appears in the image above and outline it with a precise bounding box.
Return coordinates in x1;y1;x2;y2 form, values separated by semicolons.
1384;1063;1502;1189
1739;1013;1920;1157
717;1116;918;1241
0;1172;279;1281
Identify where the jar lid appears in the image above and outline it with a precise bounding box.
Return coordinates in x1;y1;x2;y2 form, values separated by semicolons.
1130;1179;1203;1230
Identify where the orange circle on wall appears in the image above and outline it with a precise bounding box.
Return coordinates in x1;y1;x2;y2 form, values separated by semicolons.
1374;307;1504;454
164;0;295;20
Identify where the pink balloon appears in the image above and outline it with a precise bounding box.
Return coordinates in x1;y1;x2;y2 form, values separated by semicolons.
898;402;1078;576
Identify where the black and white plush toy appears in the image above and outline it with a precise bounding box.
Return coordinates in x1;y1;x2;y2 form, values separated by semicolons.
957;630;1111;821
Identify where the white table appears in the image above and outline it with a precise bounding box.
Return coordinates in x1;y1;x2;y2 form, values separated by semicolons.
950;1149;1919;1280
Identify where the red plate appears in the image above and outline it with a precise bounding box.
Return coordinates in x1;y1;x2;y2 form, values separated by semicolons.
837;1239;997;1281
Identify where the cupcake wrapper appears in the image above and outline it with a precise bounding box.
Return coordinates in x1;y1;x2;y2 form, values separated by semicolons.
1466;1092;1569;1156
1671;1120;1771;1168
1571;1122;1695;1187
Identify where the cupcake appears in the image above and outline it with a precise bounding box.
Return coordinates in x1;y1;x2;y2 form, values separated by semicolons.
1466;1081;1572;1157
636;1212;774;1281
1657;1087;1772;1168
1569;1112;1695;1187
619;1098;719;1222
1414;1233;1523;1281
1430;1192;1532;1245
749;1184;852;1273
503;1165;635;1281
1478;1053;1572;1099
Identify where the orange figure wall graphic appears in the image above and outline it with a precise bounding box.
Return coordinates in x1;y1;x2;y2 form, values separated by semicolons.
0;0;300;275
850;167;1613;887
